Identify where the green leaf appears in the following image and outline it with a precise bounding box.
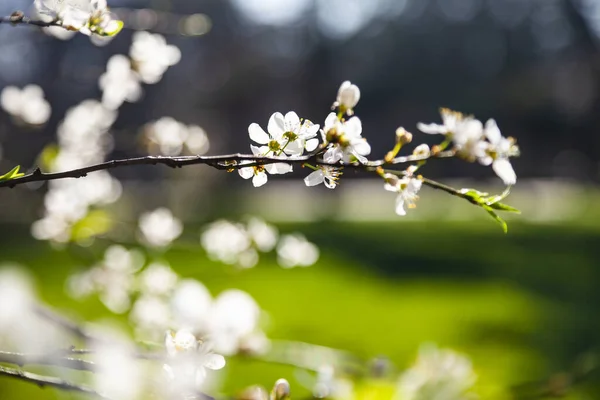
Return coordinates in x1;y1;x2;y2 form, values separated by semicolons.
483;205;508;233
0;166;25;182
487;201;521;213
38;144;59;171
98;20;123;37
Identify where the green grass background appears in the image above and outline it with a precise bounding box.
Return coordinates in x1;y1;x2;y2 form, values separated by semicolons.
1;220;599;399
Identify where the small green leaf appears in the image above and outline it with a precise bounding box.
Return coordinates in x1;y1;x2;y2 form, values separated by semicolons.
487;201;521;213
0;166;25;182
98;20;123;37
459;188;489;200
483;205;508;233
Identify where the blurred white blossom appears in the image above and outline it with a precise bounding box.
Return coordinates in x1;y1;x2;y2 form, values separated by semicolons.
276;234;319;268
0;85;51;125
99;55;142;110
246;217;278;252
139;262;178;296
201;220;252;265
208;290;261;355
171;279;213;332
130;294;171;335
130;31;181;84
138;208;183;248
397;345;477;400
93;341;144;400
163;330;226;394
67;245;144;313
144;117;210;156
0;267;67;353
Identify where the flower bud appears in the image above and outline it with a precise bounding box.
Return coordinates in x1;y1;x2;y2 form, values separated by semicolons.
413;144;430;158
396;127;412;145
337;81;360;109
271;379;291;400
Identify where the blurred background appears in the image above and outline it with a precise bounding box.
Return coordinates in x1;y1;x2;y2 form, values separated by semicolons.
1;0;600;398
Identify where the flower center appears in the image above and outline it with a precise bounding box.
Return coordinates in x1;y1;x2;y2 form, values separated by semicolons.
283;131;298;142
268;140;281;152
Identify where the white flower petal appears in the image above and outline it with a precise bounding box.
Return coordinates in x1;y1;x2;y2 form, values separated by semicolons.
323;147;342;163
248;123;270;144
484;119;501;145
344;117;363;138
304;170;325;187
252;172;268;187
265;163;293;175
238;167;254;180
492;158;516;185
267;112;285;139
305;138;319;152
417;122;447;135
204;354;226;370
395;195;407;216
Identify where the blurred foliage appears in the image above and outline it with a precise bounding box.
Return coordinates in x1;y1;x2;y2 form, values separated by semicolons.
0;220;599;399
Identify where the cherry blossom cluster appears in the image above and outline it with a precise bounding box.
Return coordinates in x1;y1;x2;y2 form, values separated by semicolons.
238;81;520;220
100;31;182;109
67;244;268;353
0;85;51;126
34;0;123;37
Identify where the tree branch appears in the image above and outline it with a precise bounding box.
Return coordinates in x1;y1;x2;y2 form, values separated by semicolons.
0;13;61;28
0;351;94;371
0;151;454;189
0;365;110;398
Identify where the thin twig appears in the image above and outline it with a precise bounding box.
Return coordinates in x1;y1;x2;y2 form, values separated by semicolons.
0;350;94;371
0;151;455;189
0;14;61;28
0;365;110;398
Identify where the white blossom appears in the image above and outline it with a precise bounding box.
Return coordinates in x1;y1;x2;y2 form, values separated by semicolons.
138;262;178;296
0;85;51;125
138;208;183;248
304;166;342;189
130;295;171;335
322;113;370;163
479;119;518;186
35;0;122;36
99;55;142;110
417;109;485;161
200;220;252;265
246;217;278;252
336;81;360;110
397;345;476;400
248;111;320;157
276;234;319;268
144;118;210;156
130;31;181;84
68;246;143;313
163;330;226;393
171;279;212;331
93;341;143;400
208;290;261;355
384;174;423;216
238;146;292;187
